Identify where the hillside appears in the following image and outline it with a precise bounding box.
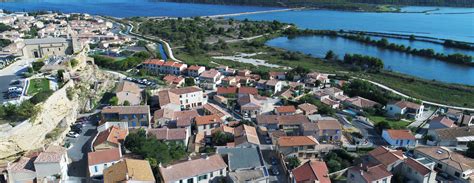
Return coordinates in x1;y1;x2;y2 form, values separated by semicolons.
164;0;474;8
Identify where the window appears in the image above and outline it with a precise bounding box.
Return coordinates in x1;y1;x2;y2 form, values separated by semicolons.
382;178;387;183
437;163;443;169
220;169;223;175
210;172;213;177
455;172;461;177
94;166;98;172
132;114;137;119
198;175;207;181
187;178;193;183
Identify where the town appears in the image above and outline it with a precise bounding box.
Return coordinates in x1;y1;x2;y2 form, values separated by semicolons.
0;9;474;183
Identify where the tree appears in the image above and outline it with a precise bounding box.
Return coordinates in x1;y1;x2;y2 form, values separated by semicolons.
109;96;119;106
325;50;336;60
29;89;54;104
123;100;130;106
32;61;45;71
286;157;300;169
375;121;391;134
466;141;474;158
185;78;195;86
57;69;65;83
212;131;232;146
326;159;342;173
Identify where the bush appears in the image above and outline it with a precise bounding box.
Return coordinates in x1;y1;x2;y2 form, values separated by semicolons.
32;61;45;71
70;59;79;68
29;89;54;104
66;88;74;100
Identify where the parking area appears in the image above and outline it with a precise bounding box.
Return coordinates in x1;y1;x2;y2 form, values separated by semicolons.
0;59;33;103
66;117;98;182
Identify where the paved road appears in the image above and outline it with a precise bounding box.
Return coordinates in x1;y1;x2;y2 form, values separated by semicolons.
66;119;98;182
408;108;437;128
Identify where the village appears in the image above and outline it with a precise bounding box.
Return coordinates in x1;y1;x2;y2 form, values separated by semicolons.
0;10;474;183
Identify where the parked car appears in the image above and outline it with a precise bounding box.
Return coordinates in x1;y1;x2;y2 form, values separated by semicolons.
265;137;272;144
271;157;278;165
66;131;79;138
271;167;280;175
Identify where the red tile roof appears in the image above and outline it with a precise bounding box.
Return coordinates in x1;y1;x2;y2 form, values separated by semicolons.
275;105;296;113
430;116;456;128
93;126;128;147
350;163;392;182
143;59;164;66
217;86;237;95
195;114;222;126
159;155;227;182
238;86;258;95
404;157;431;176
88;148;121;166
278;136;318;147
292;160;330;183
368;146;405;167
384;129;416;140
148;127;187;141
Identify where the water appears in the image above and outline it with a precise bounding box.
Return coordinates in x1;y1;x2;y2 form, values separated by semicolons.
0;0;279;18
400;6;474;13
234;9;474;43
267;36;474;85
157;43;168;60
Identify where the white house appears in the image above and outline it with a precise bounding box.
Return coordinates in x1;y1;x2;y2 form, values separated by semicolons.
158;155;228;183
158;86;206;110
386;101;424;119
199;69;222;90
382;129;416;148
87;148;122;178
187;65;205;77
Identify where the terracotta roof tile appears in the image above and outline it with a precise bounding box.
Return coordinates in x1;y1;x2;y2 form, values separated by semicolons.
292;160;330;183
278;136;318;147
384;129;415;140
195;114;222;126
404;157;431;176
159;155;227;182
350;163;392;182
368;146;405;167
104;159;155;182
88;148;121;166
93;126;128;147
276;105;296;113
238;87;258;95
148;127;187;141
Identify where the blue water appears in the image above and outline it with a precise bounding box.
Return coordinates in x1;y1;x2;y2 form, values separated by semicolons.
0;0;279;18
158;43;168;60
234;9;474;43
267;36;474;86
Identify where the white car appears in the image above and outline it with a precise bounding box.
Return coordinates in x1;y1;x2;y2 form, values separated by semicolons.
66;131;79;138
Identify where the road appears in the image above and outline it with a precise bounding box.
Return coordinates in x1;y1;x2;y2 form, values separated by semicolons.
204;8;305;18
0;58;35;104
66;117;98;182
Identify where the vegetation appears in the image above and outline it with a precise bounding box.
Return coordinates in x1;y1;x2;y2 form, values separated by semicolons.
0;101;39;122
299;95;335;115
92;51;151;71
444;40;474;50
124;129;187;167
27;78;50;96
286;157;301;170
212;131;233;146
32;61;45;71
0;39;12;47
324;149;355;173
29;89;54;104
343;54;384;72
372;116;411;132
342;79;400;105
70;59;79;68
0;23;12;33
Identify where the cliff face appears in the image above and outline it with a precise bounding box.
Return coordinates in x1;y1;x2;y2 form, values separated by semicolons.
0;62;117;164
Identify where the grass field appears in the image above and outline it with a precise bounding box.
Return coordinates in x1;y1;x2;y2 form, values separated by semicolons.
27;78;50;96
368;115;411;129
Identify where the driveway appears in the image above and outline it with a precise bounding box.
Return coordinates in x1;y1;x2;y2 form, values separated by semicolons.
261;150;288;183
352;120;387;146
66;119;98;182
408;107;437;128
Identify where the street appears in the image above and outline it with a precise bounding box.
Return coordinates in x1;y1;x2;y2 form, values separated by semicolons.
66;119;98;182
352;119;387;146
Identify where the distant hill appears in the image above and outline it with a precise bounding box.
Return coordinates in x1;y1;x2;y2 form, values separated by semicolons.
163;0;474;8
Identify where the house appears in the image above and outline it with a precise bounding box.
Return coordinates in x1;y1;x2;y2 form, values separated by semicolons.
400;157;437;183
187;65;205;77
414;146;474;182
195;114;222;135
142;59;164;75
238;94;263;119
445;108;464;121
147;127;189;146
347;163;392;183
304;72;328;88
103;159;155;183
92;126;128;151
291;160;330;183
297;103;318;116
163;74;185;87
238;86;258;96
87;148;122;178
344;96;380;111
366;146;405;172
153;108;199;129
158;86;206;110
221;76;239;87
7;145;70;183
216;86;238;97
428;116;456;131
115;81;142;106
161;61;188;75
382;129;416;148
315;119;342;142
321;98;340;109
217;146;269;182
275;105;297;116
101;105;151;128
237;69;251;77
265;79;282;94
427;126;474;150
269;71;286;80
199;69;222;90
256;114;311;135
459;114;474;126
386;101;424;119
277;136;319;158
233;124;260;147
202;103;231;119
158;155;227;183
323;87;344;99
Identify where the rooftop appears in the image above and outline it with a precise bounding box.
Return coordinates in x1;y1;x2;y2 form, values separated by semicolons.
292;160;330;183
147;127;187;141
102;105;150;115
217;146;264;171
159;155;227;182
415;146;474;172
383;129;416;140
87;148;121;166
278;136;319;147
104;159;155;182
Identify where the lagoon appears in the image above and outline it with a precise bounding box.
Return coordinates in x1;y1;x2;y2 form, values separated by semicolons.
267;36;474;85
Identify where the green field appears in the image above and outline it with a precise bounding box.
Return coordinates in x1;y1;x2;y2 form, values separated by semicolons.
27;78;50;96
368;115;411;129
